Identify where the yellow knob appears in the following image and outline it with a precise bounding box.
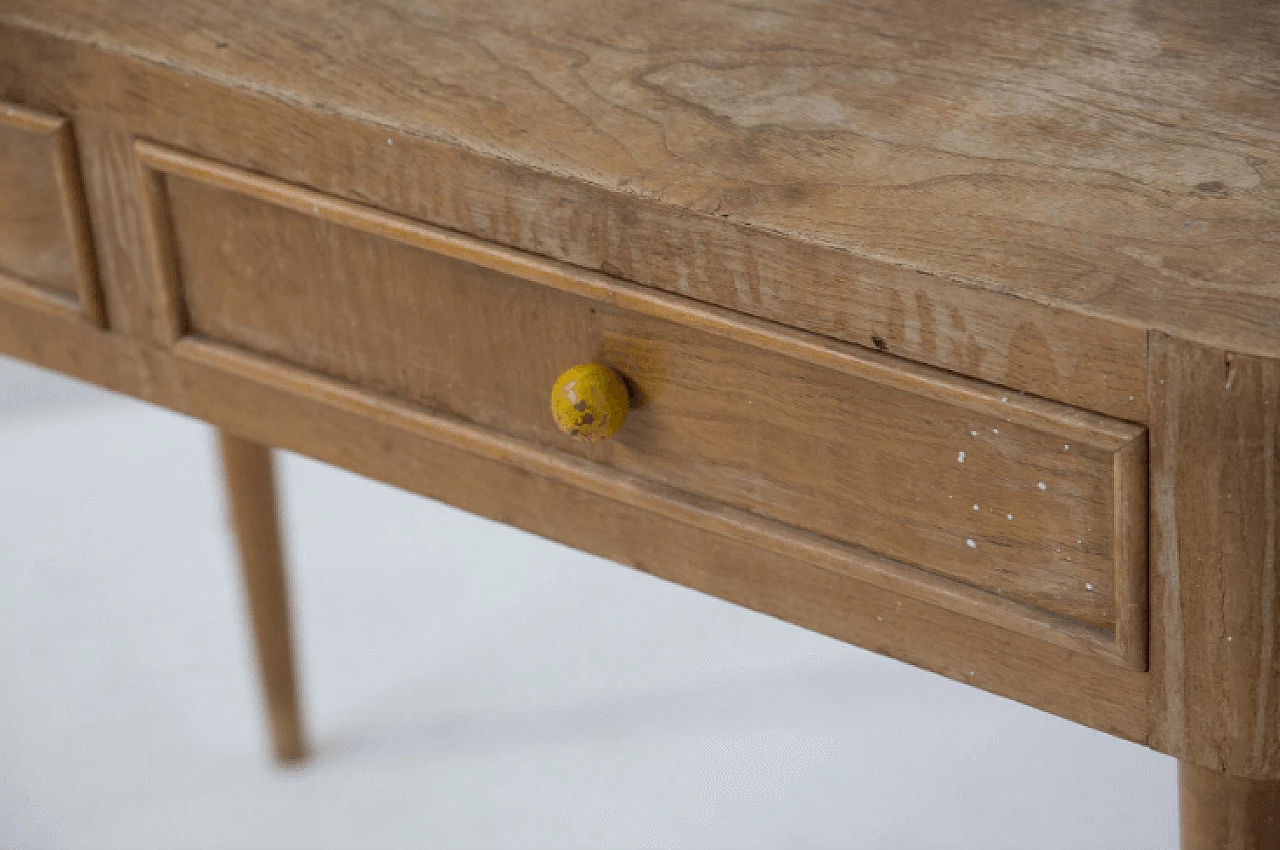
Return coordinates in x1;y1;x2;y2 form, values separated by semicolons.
550;363;630;441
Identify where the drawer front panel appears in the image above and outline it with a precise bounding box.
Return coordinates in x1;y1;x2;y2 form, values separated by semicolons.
139;143;1147;668
0;102;101;323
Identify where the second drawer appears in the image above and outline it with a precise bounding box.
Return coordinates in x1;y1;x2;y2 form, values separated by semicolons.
137;141;1147;668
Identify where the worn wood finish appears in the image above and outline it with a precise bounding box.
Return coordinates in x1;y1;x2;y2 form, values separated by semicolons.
0;19;1150;420
4;0;1279;363
1150;334;1280;779
0;100;102;325
0;296;1152;742
1180;763;1280;850
137;143;1148;667
218;430;306;764
0;104;76;299
6;3;1280;839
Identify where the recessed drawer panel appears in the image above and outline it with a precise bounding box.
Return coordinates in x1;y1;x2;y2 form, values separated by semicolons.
0;102;101;324
138;143;1148;669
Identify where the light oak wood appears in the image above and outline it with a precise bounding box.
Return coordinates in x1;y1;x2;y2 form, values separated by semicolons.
218;430;306;764
1180;763;1280;850
0;100;103;325
0;296;1151;743
1150;334;1280;779
0;103;75;299
136;142;1148;667
5;0;1280;364
3;0;1280;839
0;17;1149;420
74;121;175;337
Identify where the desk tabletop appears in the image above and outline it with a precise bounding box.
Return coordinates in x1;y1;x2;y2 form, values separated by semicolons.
6;0;1279;354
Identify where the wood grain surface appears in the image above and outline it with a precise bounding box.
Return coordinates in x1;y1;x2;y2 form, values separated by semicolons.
0;14;1150;421
1180;763;1280;850
7;0;1280;799
0;100;102;324
73;121;182;340
0;294;1152;743
218;430;307;763
2;0;1277;362
1150;334;1280;779
138;143;1148;666
0;103;76;297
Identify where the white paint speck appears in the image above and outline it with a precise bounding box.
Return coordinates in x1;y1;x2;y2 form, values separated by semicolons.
1037;481;1047;491
957;451;966;463
973;504;980;511
387;138;394;145
1063;444;1070;451
966;538;977;548
1228;636;1234;643
970;430;978;437
1086;583;1094;591
1001;396;1008;403
993;428;1000;435
1007;513;1013;520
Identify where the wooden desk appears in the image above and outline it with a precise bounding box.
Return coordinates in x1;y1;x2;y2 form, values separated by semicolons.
2;1;1277;845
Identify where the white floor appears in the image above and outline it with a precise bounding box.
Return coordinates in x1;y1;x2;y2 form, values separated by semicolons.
0;355;1176;849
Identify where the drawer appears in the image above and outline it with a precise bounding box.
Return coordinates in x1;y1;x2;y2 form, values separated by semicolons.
0;102;102;324
137;142;1148;669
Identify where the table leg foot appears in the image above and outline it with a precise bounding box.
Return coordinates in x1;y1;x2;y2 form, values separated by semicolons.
1180;762;1280;850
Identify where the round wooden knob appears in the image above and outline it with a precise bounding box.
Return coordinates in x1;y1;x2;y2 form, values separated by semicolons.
550;363;630;441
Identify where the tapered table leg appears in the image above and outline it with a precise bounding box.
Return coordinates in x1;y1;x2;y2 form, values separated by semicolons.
1181;762;1280;850
218;430;307;763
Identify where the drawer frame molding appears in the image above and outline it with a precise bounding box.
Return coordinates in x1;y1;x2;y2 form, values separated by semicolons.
0;102;105;327
133;139;1150;670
